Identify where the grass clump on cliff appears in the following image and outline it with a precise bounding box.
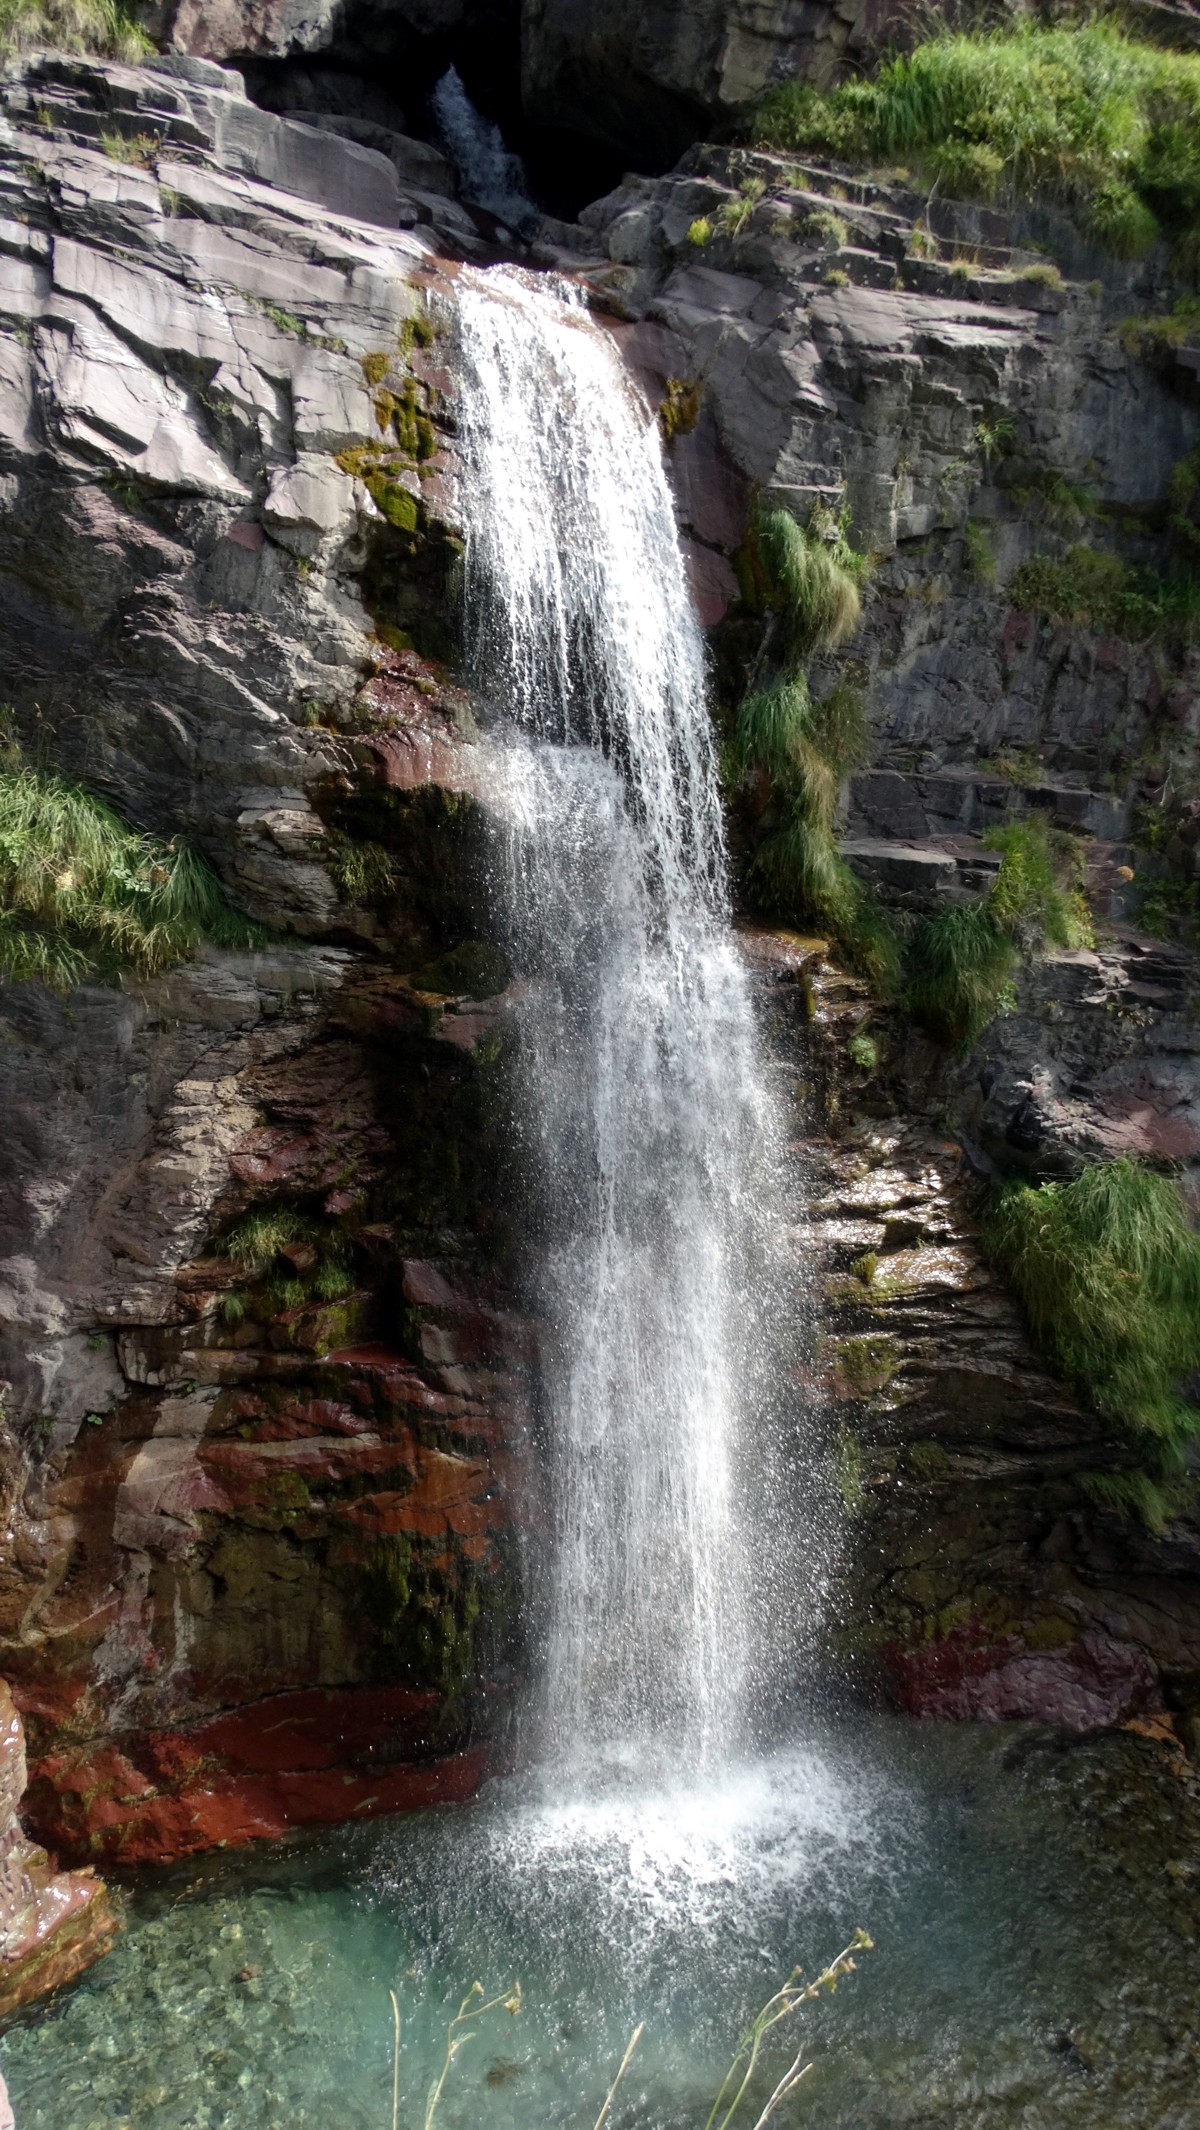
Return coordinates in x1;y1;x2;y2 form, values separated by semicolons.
1012;545;1200;641
0;0;149;58
907;815;1092;1048
733;505;895;979
989;1157;1200;1530
0;759;260;989
754;20;1200;258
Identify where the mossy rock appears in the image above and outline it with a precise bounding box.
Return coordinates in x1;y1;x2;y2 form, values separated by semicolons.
408;940;510;999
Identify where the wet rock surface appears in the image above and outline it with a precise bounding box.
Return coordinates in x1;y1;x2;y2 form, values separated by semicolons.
0;1683;118;2019
745;928;1200;1732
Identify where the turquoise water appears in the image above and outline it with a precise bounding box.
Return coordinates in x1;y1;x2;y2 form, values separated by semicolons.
3;1718;1198;2130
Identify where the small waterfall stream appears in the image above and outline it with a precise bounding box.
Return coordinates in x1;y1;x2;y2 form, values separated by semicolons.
454;270;786;1771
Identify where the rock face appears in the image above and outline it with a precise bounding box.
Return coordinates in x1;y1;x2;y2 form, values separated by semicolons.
544;148;1200;1198
2;14;1200;1948
520;0;901;164
0;1681;118;2015
745;933;1200;1734
0;51;534;1878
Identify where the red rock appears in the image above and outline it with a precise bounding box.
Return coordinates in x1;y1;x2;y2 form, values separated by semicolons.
883;1625;1158;1729
24;1683;493;1866
0;1682;120;2015
683;539;739;627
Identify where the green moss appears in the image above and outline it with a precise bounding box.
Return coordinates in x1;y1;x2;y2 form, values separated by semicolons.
408;939;509;998
846;1031;878;1072
964;520;996;585
990;1157;1200;1529
659;376;702;442
360;1539;482;1703
837;1333;899;1395
753;20;1200;258
398;312;435;356
907;1439;955;1478
326;832;394;906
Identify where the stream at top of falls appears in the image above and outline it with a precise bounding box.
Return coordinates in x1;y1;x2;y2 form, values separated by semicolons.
4;271;1199;2130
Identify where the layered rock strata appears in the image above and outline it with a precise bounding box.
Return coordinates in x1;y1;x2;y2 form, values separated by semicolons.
0;53;534;1872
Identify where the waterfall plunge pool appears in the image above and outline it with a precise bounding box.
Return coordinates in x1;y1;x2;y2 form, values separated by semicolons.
3;1716;1197;2130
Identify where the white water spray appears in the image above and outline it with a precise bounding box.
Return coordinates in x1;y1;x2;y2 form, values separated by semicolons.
454;271;793;1772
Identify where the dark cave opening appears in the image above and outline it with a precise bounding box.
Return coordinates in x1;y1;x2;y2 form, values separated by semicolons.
241;0;630;225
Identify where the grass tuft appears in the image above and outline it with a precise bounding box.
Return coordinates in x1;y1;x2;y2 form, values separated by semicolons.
989;1157;1200;1527
754;20;1200;257
1011;545;1200;641
907;814;1091;1048
0;759;260;989
731;512;896;979
0;0;149;57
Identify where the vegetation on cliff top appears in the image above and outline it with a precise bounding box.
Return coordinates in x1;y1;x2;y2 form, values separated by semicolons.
0;757;260;988
755;19;1200;259
0;0;148;58
990;1156;1200;1530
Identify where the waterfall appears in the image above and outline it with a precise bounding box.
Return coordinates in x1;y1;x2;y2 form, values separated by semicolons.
454;271;788;1773
431;67;538;237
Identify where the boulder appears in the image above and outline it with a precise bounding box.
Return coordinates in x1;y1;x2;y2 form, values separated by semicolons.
0;1682;119;2015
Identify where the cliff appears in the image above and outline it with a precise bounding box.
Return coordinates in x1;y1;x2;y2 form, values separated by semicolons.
0;5;1198;2015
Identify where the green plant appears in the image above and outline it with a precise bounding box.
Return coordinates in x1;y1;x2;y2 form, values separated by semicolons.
687;215;713;247
717;176;766;237
218;1208;310;1278
0;0;149;58
824;267;849;288
906;902;1018;1049
846;1031;878;1071
907;814;1091;1048
327;833;394;905
797;208;848;248
1118;293;1200;361
850;1250;877;1286
986;816;1093;950
989;1158;1200;1529
964;520;996;584
100;129;158;166
731;507;897;978
1011;545;1200;641
1021;260;1065;290
399;1935;870;2130
702;1932;872;2129
0;758;260;987
754;20;1200;256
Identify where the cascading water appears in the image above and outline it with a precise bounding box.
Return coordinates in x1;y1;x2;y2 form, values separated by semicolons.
5;271;1187;2130
453;270;792;1771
